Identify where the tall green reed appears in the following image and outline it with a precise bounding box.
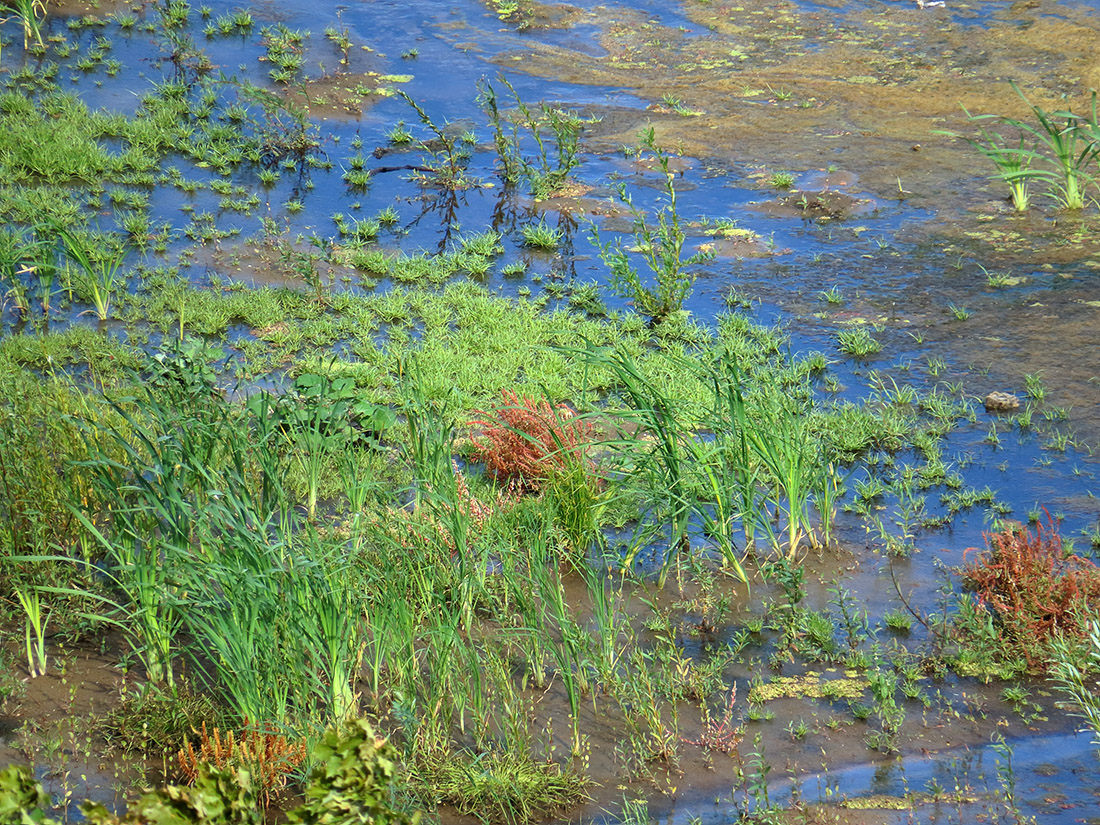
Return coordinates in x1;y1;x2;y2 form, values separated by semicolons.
744;392;819;556
49;516;181;688
579;561;629;688
568;344;752;583
583;346;695;583
529;530;586;754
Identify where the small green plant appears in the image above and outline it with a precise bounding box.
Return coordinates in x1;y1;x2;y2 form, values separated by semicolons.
83;764;261;825
883;608;913;632
785;717;810;740
948;302;972;320
0;0;47;56
0;764;56;824
14;588;48;678
387;121;414;145
819;285;843;304
1024;371;1046;402
261;24;309;84
395;91;475;189
661;93;702;117
769;170;795;189
289;718;419;825
520;220;562;250
836;326;882;357
324;22;352;65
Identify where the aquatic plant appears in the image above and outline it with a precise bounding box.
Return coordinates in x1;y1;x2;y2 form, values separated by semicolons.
324;22;353;66
478;76;583;198
0;227;33;315
682;685;742;754
594;128;714;323
0;763;56;824
571;345;756;582
261;24;308;83
1006;84;1100;209
950;111;1037;211
396;90;476;190
945;85;1100;210
769;171;795;189
84;763;262;825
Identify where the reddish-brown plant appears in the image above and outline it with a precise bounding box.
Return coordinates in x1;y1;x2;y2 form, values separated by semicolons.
471;390;591;491
177;721;308;807
961;520;1100;666
682;685;742;755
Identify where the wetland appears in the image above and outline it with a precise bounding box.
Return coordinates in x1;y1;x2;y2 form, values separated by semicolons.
1;0;1100;824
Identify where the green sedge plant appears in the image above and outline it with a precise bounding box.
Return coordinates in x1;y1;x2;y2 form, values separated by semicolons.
943;84;1100;210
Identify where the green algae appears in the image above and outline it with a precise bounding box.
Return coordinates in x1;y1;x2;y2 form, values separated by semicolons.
749;670;868;704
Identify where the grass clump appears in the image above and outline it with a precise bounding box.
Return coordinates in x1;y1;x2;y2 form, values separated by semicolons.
0;91;118;184
520;220;562;250
423;751;588;825
836;326;882;357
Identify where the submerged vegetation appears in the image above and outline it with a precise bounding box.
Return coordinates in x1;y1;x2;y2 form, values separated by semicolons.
0;1;1098;824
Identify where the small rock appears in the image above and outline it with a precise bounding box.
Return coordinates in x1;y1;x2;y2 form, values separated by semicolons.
984;391;1020;413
